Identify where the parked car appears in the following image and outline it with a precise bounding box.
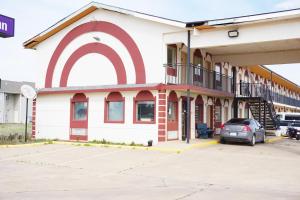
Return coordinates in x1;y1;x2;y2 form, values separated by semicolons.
286;126;300;140
276;112;300;137
220;118;266;146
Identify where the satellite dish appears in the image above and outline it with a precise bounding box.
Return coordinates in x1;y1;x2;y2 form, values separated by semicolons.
21;85;36;99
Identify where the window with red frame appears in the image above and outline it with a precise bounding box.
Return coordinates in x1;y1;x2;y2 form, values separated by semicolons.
105;92;125;123
134;91;156;123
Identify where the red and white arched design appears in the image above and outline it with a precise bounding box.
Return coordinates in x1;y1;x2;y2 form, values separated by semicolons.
104;92;125;123
70;93;88;141
45;21;146;88
167;91;178;140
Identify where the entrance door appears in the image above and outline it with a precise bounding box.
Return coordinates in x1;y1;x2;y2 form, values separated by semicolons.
167;91;178;140
182;99;187;140
181;98;192;141
207;105;213;129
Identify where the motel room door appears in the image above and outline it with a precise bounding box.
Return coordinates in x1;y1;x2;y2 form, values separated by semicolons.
167;91;178;140
181;98;192;141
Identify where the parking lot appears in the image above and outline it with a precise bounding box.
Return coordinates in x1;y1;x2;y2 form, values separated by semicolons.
0;138;300;200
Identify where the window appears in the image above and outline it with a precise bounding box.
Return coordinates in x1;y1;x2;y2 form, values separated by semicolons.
134;91;156;124
215;99;222;123
215;64;221;82
168;102;176;121
137;101;155;122
167;45;177;64
74;102;88;120
105;92;125;123
194;49;203;66
215;105;222;122
108;102;123;121
224;107;229;122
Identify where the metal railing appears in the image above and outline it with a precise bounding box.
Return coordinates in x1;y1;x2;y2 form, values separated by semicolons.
164;63;233;93
237;82;300;107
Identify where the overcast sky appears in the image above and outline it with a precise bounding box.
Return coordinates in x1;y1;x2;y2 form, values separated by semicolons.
1;0;300;85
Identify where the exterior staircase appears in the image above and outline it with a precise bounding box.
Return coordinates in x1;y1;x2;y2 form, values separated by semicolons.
235;83;278;130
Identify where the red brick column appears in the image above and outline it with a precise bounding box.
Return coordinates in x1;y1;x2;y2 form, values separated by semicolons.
158;90;167;142
32;99;36;139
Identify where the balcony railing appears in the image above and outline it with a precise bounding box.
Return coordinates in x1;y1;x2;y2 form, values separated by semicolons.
237;82;300;107
164;63;233;93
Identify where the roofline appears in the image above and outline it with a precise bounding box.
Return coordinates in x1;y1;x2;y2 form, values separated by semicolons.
186;7;300;27
260;65;300;88
23;2;186;49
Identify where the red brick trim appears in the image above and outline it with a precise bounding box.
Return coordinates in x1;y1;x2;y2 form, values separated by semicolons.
157;90;167;142
31;99;36;139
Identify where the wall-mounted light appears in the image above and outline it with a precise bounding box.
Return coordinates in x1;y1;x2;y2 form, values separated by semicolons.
93;36;100;41
228;30;239;38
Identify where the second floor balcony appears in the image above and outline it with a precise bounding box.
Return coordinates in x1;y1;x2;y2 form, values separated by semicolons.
164;63;234;94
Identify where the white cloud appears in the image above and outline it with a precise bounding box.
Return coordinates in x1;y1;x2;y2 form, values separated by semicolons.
275;0;300;10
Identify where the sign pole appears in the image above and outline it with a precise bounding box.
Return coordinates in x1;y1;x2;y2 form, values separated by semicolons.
24;98;28;142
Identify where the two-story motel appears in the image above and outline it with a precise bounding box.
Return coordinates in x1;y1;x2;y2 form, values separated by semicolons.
23;2;300;145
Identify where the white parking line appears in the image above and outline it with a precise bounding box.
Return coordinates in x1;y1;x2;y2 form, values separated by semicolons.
59;149;127;165
0;146;79;162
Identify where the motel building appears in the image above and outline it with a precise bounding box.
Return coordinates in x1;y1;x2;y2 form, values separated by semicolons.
23;3;300;145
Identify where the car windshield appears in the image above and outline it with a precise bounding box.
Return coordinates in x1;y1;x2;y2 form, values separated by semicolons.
226;118;250;125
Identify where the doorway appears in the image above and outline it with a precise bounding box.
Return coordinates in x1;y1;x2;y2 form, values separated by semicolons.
167;91;178;140
181;99;187;140
206;105;213;129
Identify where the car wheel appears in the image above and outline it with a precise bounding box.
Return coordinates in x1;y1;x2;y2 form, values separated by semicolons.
261;134;265;143
250;135;256;146
220;138;226;144
296;135;300;141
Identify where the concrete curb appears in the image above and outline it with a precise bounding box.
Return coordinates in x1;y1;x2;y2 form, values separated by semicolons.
265;137;283;143
0;142;48;148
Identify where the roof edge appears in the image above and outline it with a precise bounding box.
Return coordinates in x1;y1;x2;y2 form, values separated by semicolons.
23;2;186;49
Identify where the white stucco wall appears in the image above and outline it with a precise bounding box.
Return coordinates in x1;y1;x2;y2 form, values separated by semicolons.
36;90;159;145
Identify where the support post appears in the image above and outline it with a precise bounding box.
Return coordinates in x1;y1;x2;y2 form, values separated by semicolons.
186;30;191;144
258;99;261;124
24;98;28;142
264;102;266;129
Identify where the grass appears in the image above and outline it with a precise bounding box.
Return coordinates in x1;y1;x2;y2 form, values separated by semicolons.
0;123;32;136
90;139;143;147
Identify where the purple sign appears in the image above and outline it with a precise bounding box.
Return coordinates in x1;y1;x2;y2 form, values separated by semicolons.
0;14;14;38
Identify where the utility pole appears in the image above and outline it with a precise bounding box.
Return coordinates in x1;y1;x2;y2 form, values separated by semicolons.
186;30;191;144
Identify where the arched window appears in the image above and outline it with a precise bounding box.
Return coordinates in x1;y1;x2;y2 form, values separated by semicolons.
193;49;204;84
70;93;88;141
134;91;156;124
193;49;203;66
168;91;178;121
104;92;125;123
